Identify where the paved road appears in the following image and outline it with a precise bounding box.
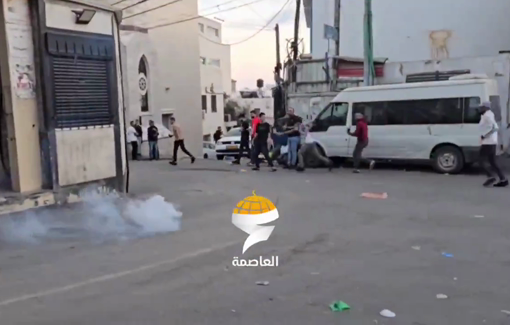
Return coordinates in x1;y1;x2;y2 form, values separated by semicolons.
0;160;509;324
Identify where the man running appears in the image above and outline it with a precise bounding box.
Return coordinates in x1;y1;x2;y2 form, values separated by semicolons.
347;112;375;173
478;101;508;187
252;113;276;172
296;123;333;172
169;117;195;165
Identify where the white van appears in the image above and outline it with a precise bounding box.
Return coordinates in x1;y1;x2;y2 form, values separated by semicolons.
309;76;501;173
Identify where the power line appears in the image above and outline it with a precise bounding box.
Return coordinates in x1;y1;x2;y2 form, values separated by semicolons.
200;0;243;13
147;0;270;30
199;0;292;46
124;0;246;21
124;0;182;19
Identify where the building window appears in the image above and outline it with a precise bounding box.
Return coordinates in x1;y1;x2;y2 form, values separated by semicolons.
208;59;220;67
200;57;206;65
211;95;217;113
202;95;207;112
207;26;219;37
199;23;204;33
138;56;149;112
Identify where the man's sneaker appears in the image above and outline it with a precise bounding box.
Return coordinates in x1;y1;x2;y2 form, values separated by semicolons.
296;166;305;172
169;161;177;166
191;157;196;164
369;160;376;170
494;179;509;187
271;167;277;172
353;169;361;174
483;177;496;187
232;160;240;165
252;167;260;171
247;162;254;167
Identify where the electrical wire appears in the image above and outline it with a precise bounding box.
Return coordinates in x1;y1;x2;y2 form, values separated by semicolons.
123;0;181;19
124;0;249;21
198;0;292;46
147;0;270;30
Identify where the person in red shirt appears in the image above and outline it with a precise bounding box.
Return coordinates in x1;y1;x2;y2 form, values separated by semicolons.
348;113;375;173
249;110;260;165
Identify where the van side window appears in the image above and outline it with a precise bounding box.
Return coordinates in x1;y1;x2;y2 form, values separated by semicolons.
463;97;481;124
405;98;462;124
354;97;466;125
352;102;390;125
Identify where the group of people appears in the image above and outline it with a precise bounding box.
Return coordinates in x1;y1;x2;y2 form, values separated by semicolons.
127;120;160;161
231;108;375;173
126;116;195;165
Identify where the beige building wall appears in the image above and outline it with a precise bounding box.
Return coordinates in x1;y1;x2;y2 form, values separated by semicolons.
198;17;231;140
0;0;42;193
111;0;203;157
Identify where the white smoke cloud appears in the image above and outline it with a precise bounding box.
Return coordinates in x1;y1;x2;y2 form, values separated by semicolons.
0;189;182;245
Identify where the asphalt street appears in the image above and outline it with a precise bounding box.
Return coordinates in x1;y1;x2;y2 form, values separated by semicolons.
0;159;509;324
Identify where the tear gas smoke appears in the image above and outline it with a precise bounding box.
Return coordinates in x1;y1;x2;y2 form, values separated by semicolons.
0;189;182;245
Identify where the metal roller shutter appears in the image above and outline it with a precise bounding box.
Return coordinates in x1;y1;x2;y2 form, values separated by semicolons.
406;70;470;83
45;31;116;129
52;57;112;128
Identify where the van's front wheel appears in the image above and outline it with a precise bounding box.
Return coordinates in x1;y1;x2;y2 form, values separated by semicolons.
432;145;464;174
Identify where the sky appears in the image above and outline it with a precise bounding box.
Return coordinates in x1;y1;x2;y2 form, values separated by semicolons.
198;0;309;89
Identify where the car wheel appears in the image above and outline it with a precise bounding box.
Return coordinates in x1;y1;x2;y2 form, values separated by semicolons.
203;153;208;159
217;155;224;160
432;145;464;174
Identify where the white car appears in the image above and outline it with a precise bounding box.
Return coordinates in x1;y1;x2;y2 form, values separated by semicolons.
203;142;216;159
215;126;276;160
215;127;247;160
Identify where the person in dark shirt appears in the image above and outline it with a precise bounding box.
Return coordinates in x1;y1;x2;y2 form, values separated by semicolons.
347;112;375;173
147;120;159;161
282;108;302;168
213;127;223;143
232;121;250;165
252;113;276;172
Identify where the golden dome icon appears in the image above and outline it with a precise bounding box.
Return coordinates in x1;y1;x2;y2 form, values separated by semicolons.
233;190;276;215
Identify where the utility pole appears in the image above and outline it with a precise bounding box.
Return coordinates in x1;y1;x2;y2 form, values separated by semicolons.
363;0;374;86
275;24;282;84
334;0;341;56
292;0;301;62
291;0;301;83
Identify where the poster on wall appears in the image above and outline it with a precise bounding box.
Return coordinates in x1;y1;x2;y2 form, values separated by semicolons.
4;11;36;99
13;59;35;99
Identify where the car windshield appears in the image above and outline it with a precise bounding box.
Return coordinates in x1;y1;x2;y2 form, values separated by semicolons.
225;128;242;137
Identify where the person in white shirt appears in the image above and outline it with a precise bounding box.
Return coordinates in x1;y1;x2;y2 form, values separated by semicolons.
478;101;508;187
296;122;333;172
126;121;139;161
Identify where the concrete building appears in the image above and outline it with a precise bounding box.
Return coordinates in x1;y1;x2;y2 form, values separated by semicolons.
110;0;203;157
197;17;231;142
0;0;127;214
304;0;510;61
